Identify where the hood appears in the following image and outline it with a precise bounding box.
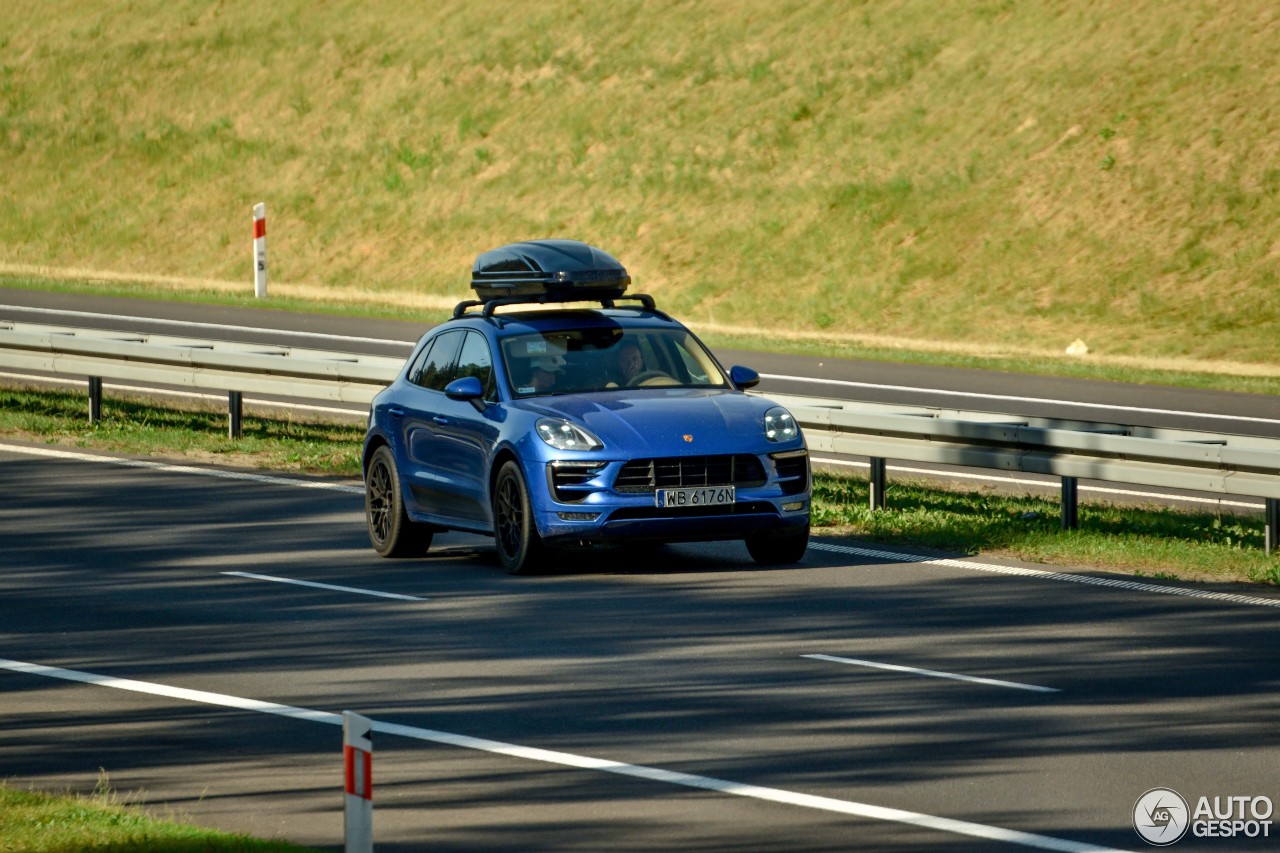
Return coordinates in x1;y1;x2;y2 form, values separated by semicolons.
511;389;780;455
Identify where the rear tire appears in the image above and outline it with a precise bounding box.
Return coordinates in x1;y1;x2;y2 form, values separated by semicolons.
746;523;809;565
492;460;545;574
365;445;433;558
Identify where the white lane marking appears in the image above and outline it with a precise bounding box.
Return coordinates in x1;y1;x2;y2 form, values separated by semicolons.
0;303;417;348
0;443;364;494
0;658;1128;853
763;373;1280;428
811;456;1267;510
222;571;422;602
808;542;1280;609
0;372;367;418
803;654;1059;693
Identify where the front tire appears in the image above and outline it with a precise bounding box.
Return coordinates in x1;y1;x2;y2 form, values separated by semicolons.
746;522;809;565
365;445;433;558
492;460;545;574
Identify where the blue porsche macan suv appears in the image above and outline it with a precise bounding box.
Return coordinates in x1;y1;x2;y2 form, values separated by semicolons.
363;240;810;573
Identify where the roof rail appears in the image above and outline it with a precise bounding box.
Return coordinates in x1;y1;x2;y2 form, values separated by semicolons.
452;292;660;320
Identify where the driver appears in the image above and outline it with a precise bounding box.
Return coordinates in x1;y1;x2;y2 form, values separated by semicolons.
616;342;643;385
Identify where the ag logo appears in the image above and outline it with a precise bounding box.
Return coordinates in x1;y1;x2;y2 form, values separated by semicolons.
1134;788;1190;846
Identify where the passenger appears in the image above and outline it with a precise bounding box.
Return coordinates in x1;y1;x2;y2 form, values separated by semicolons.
528;354;565;393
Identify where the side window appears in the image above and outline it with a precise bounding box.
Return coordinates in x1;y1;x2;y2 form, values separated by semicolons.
673;341;705;383
404;338;436;383
455;331;497;402
411;329;464;392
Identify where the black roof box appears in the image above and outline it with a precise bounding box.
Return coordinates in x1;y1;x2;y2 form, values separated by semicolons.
471;239;630;302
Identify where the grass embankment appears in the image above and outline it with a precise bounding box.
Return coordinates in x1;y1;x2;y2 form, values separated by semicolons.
0;780;319;853
2;385;1275;586
2;1;1279;369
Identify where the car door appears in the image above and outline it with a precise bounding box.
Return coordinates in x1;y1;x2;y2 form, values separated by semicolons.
396;329;465;518
429;330;501;523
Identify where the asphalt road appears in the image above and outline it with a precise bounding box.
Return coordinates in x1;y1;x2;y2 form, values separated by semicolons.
3;443;1279;851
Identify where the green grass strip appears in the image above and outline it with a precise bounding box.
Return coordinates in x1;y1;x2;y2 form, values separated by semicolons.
0;780;320;853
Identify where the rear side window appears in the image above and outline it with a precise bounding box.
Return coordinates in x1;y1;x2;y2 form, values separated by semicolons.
455;331;497;402
409;330;465;391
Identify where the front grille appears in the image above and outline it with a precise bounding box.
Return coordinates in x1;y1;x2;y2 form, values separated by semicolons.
772;451;809;496
614;455;767;493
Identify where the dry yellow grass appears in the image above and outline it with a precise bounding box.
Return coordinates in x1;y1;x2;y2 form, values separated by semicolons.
2;1;1277;367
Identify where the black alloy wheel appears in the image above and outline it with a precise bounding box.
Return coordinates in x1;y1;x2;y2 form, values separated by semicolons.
365;445;432;557
493;460;544;574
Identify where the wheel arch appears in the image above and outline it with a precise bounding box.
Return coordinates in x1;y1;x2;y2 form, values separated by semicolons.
363;434;390;477
488;446;521;505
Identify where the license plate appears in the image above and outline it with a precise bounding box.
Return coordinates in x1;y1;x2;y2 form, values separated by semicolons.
655;486;735;508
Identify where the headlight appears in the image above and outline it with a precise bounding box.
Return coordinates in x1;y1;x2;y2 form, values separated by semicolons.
536;418;604;451
763;407;798;442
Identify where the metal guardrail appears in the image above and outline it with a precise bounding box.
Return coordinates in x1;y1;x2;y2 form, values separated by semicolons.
766;392;1280;553
0;320;403;435
2;321;1277;553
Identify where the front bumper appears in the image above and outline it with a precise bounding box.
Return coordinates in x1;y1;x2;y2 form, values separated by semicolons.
528;451;810;546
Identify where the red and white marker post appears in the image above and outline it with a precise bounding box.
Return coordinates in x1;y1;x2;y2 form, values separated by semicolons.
252;202;267;298
343;711;373;853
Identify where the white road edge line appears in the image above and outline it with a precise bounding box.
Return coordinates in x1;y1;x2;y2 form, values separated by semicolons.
222;571;423;602
0;442;364;494
803;654;1059;693
0;657;1127;853
807;542;1280;609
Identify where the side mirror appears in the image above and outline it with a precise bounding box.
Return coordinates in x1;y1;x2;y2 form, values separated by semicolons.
444;376;487;412
729;365;760;390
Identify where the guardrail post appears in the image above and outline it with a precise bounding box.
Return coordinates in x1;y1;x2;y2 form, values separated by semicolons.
228;391;243;439
868;457;887;510
343;711;374;853
1061;476;1079;530
1267;499;1279;557
87;377;103;424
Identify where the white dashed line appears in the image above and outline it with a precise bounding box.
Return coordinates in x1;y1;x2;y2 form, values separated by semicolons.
222;571;423;601
803;654;1060;693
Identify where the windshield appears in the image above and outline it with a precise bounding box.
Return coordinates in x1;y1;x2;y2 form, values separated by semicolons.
501;326;728;398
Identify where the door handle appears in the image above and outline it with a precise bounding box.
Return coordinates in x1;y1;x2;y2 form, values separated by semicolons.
388;406;405;418
432;416;448;425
